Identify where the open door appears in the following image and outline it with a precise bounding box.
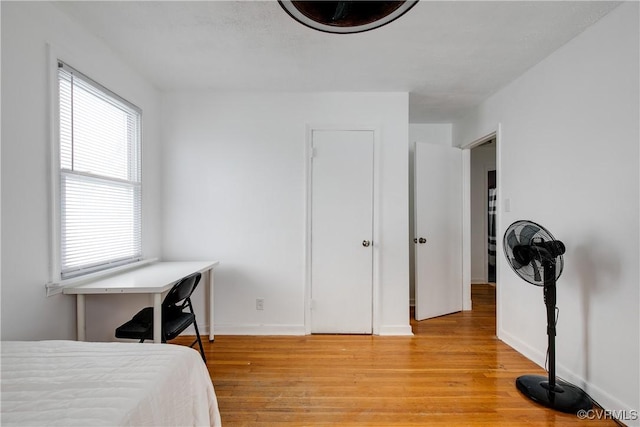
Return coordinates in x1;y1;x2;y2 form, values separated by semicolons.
414;142;463;320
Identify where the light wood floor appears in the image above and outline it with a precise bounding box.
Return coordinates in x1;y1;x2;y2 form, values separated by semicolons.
174;284;617;426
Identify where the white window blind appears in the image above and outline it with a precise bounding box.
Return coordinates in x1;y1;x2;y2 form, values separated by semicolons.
58;61;142;279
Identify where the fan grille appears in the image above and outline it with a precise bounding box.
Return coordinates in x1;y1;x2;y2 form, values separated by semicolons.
503;220;564;286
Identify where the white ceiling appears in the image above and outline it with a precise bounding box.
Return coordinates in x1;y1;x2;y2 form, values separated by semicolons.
54;1;620;123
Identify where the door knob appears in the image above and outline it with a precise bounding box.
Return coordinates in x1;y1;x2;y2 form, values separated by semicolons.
413;238;418;243
419;237;427;244
362;240;371;247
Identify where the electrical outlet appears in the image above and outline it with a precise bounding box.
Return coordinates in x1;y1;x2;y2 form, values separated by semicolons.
256;298;264;311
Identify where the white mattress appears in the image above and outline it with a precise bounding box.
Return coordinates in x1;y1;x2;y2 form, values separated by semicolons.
0;340;221;426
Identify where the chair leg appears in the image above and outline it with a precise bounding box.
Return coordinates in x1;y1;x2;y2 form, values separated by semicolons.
192;319;206;363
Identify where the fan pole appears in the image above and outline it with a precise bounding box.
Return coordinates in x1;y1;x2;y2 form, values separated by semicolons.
515;259;592;413
543;260;558;394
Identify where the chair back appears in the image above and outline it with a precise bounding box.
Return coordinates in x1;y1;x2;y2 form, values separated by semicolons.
163;272;201;312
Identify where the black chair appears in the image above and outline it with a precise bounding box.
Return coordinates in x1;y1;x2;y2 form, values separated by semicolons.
115;272;206;362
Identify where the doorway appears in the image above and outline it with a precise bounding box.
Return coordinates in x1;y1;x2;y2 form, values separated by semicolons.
466;133;499;332
487;169;497;283
470;139;497;284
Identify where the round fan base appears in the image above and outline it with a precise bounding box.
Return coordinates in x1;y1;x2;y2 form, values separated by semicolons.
516;375;592;414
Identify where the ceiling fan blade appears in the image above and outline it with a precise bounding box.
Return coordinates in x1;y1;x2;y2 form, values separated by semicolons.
331;1;352;22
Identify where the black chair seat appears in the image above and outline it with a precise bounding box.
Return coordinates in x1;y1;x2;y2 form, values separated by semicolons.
114;272;206;362
115;317;152;340
164;312;196;340
115;308;196;341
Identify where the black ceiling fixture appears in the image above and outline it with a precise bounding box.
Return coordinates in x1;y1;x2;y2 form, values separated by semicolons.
278;1;418;34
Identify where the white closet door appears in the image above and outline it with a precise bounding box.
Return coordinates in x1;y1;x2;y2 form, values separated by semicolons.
311;130;374;333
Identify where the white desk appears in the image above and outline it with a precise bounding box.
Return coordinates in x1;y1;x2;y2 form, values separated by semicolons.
63;261;219;343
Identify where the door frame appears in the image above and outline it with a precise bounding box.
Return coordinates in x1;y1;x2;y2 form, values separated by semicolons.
461;124;502;338
304;124;382;335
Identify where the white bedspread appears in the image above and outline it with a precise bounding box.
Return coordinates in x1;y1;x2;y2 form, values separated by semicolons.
1;340;221;426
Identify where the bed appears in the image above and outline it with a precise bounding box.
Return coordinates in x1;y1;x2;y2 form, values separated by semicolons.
0;340;222;426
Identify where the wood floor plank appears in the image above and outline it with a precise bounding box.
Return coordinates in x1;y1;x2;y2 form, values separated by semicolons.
173;285;618;426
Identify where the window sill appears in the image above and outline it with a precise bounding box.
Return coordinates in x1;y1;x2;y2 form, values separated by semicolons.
45;258;158;297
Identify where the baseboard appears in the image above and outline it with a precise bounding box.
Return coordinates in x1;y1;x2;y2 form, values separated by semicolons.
378;324;414;336
556;366;639;423
210;324;414;336
212;323;306;336
498;328;638;423
471;278;487;284
196;322;414;337
498;328;546;367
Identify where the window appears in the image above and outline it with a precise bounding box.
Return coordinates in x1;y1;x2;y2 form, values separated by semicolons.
57;61;142;279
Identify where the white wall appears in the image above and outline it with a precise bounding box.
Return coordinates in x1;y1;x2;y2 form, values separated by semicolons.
454;2;639;415
1;2;163;341
161;92;411;335
407;124;452;304
470;143;496;283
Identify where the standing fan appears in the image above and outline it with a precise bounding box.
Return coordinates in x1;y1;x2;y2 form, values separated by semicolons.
503;220;592;413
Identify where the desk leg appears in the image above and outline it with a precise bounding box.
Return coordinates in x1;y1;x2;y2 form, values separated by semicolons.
209;268;215;341
153;293;162;343
77;294;86;341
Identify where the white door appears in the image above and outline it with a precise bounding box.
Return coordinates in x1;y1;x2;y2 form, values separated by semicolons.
414;142;463;320
310;130;374;333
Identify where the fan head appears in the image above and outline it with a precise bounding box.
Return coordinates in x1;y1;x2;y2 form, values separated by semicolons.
503;220;564;286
